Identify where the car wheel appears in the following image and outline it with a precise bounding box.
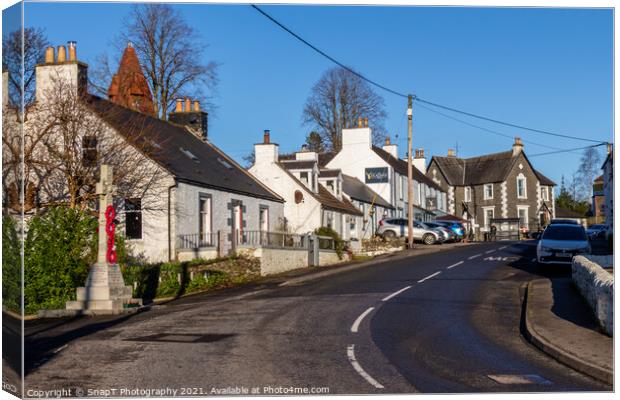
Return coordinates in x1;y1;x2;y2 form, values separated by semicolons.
383;230;396;240
423;234;436;245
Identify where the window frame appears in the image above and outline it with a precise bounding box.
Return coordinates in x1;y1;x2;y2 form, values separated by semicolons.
125;198;142;240
517;174;527;199
464;186;472;202
483;184;494;200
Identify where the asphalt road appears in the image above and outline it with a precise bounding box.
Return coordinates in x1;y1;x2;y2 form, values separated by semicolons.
21;241;610;395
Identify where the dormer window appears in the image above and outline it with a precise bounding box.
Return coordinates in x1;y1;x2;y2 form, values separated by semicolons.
326;180;335;193
300;171;309;185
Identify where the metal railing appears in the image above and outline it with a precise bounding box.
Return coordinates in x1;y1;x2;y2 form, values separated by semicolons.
237;230;307;249
177;232;218;249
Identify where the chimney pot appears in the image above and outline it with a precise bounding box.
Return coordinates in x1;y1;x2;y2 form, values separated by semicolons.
57;45;67;62
364;117;368;127
184;98;191;112
357;117;363;128
447;148;455;157
607;142;612;155
420;148;424;158
385;136;391;146
175;99;183;112
193;100;200;112
263;130;270;144
44;46;55;63
67;41;77;61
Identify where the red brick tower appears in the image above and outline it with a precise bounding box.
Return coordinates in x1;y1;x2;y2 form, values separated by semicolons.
107;42;155;116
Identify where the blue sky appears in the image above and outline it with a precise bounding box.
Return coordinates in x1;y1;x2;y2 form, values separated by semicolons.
6;2;614;188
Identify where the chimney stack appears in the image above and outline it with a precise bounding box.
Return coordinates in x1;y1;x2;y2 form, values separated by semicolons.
263;129;270;144
67;41;77;61
57;45;67;62
382;135;398;158
168;98;209;141
413;148;427;173
512;136;524;156
447;149;455;157
44;46;55;63
254;129;279;165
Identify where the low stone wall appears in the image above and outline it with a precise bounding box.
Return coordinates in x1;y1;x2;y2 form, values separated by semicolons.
177;248;218;262
243;247;308;276
572;255;614;336
319;250;342;266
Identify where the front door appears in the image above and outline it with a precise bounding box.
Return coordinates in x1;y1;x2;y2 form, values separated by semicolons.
231;202;243;251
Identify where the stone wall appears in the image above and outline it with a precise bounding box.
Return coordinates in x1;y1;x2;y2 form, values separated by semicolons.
177;248;218;262
253;247;308;276
319;250;342;266
572;255;614;336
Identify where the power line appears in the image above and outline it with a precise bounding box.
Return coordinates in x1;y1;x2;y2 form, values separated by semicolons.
251;4;608;147
415;97;605;144
250;4;408;99
528;143;607;157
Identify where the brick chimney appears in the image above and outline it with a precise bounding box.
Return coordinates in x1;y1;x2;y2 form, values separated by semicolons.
35;41;88;102
168;98;208;141
254;129;279;165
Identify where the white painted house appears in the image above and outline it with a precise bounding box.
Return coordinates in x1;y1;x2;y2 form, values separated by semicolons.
249;131;364;247
323;121;447;221
6;42;285;263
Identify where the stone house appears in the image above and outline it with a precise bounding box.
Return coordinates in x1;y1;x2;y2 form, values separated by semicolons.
3;42;284;263
249;131;364;247
322;120;447;221
426;138;556;234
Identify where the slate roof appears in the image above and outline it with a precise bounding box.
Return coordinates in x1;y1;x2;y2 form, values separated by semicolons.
371;146;443;191
85;95;283;202
342;175;393;209
432;151;556;186
275;164;362;216
279;160;316;170
319;169;341;178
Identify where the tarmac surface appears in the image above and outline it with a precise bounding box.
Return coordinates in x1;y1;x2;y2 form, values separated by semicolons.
13;240;612;395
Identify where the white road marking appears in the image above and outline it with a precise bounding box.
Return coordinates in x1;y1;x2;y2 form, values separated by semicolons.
347;345;385;389
447;261;464;269
418;271;441;283
468;254;482;260
499;246;508;250
382;286;412;302
350;307;375;333
53;344;68;354
485;250;496;254
487;374;552;385
531;257;537;262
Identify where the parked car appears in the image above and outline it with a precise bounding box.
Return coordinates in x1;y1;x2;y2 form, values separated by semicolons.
377;218;443;245
536;224;591;266
434;221;465;241
586;224;607;239
549;219;580;225
422;222;457;243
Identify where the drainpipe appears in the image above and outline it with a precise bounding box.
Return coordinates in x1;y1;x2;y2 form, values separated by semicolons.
168;182;177;262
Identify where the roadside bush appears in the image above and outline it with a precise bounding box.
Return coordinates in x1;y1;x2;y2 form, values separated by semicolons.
2;216;21;313
314;226;346;260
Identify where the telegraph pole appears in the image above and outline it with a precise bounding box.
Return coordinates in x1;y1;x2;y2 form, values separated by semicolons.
407;95;414;249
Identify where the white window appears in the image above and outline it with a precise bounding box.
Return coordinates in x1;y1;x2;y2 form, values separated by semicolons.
484;184;494;200
483;207;495;229
541;186;548;201
517;206;529;230
300;171;309;185
399;176;404;200
349;215;357;238
326;180;335;193
199;195;212;244
464;187;472;202
323;210;334;229
259;206;269;232
517;174;527;198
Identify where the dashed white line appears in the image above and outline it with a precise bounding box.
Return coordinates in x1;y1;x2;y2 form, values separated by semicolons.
485;250;496;254
499;246;508;250
418;271;441;283
350;307;375;333
447;261;464;269
531;257;537;262
381;286;412;302
468;254;482;260
347;344;385;389
53;344;68;354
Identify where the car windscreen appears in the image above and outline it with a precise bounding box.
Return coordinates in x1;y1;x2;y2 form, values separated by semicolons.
542;226;587;241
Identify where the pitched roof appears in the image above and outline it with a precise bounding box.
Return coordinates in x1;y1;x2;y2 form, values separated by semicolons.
342;175;393;209
275;163;362;216
280;160;316;170
318;152;336;167
432;150;556;187
85;95;283;202
371;146;443;191
107;44;155;116
319;169;341;178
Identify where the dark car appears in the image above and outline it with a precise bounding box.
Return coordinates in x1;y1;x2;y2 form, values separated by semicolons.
549;219;580;225
586;224;607;239
434;221;465;241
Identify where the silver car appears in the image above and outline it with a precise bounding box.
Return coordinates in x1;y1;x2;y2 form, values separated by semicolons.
536;224;591;265
422;222;456;243
377;218;443;245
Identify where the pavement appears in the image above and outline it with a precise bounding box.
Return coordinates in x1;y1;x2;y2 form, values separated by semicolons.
10;240;613;395
524;277;613;385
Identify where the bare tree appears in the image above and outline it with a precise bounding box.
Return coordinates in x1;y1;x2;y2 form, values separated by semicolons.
111;3;219;119
303;67;387;151
575;146;602;201
2;27;49;106
4;74;169;212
